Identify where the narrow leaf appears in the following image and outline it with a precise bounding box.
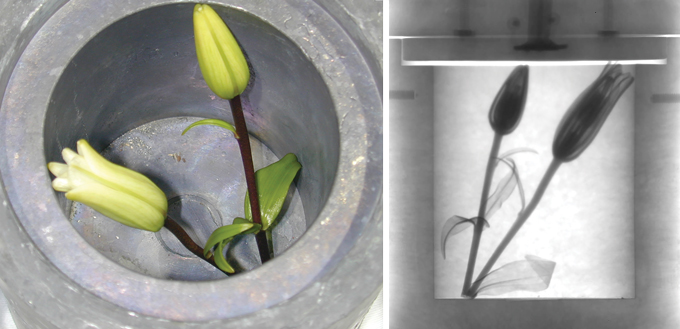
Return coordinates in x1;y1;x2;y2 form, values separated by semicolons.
265;228;274;259
498;147;538;160
485;165;517;219
472;255;556;296
203;222;259;258
182;119;238;137
232;217;252;224
497;157;526;212
213;237;235;273
486;147;533;214
440;216;489;259
441;216;473;259
245;153;302;230
232;217;262;235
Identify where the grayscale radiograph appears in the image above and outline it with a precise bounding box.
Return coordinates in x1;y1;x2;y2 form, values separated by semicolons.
435;65;635;298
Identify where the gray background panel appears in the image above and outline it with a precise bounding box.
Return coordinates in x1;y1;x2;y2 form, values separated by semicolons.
389;37;680;328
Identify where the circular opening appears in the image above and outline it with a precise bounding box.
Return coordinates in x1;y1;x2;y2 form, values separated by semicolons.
43;3;339;280
2;0;380;321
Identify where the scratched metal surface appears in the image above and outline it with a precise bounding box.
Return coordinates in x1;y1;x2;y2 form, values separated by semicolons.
0;0;382;328
0;294;16;329
69;117;306;280
0;287;384;329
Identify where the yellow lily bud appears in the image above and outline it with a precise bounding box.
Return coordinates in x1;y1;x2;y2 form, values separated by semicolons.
47;139;167;232
193;4;250;100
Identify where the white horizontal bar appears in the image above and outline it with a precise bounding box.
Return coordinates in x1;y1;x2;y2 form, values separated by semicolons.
391;34;680;39
401;59;668;66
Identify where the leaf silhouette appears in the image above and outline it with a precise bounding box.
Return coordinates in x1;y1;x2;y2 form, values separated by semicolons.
498;147;538;160
498;157;526;212
486;156;529;219
490;147;534;214
440;215;489;259
485;164;517;219
472;255;556;296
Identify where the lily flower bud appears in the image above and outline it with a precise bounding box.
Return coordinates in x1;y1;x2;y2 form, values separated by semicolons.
193;4;250;100
47;139;167;232
488;65;529;135
552;64;634;162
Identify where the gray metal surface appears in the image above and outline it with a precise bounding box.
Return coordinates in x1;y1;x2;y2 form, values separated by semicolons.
400;37;666;63
0;293;16;329
70;117;307;280
0;0;382;328
0;286;383;329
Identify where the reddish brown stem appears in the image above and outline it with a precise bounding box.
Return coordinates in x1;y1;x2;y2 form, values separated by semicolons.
163;216;229;275
229;96;271;263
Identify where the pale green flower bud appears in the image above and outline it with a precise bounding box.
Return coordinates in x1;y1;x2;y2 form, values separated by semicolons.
47;139;167;232
194;4;250;100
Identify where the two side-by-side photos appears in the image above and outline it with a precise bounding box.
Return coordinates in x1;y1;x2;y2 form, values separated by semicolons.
0;0;678;328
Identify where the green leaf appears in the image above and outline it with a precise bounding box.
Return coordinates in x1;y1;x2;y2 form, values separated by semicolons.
203;222;260;258
233;217;252;224
182;119;237;137
236;217;262;235
213;237;235;273
266;229;274;259
244;153;302;230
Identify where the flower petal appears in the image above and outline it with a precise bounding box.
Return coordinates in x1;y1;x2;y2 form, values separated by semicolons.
51;178;71;192
62;147;88;170
66;182;165;232
76;139;167;217
47;162;69;177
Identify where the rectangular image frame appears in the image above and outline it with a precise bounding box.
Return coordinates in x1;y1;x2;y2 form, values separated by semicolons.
388;37;680;328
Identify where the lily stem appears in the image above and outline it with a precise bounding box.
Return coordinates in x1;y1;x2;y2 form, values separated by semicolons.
163;216;230;275
229;95;271;263
466;158;562;297
461;132;503;296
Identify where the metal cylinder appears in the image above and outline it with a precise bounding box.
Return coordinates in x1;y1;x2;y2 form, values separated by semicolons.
0;0;382;328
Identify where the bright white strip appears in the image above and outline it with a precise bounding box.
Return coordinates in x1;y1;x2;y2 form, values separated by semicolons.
383;1;390;328
391;34;680;39
402;59;667;66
